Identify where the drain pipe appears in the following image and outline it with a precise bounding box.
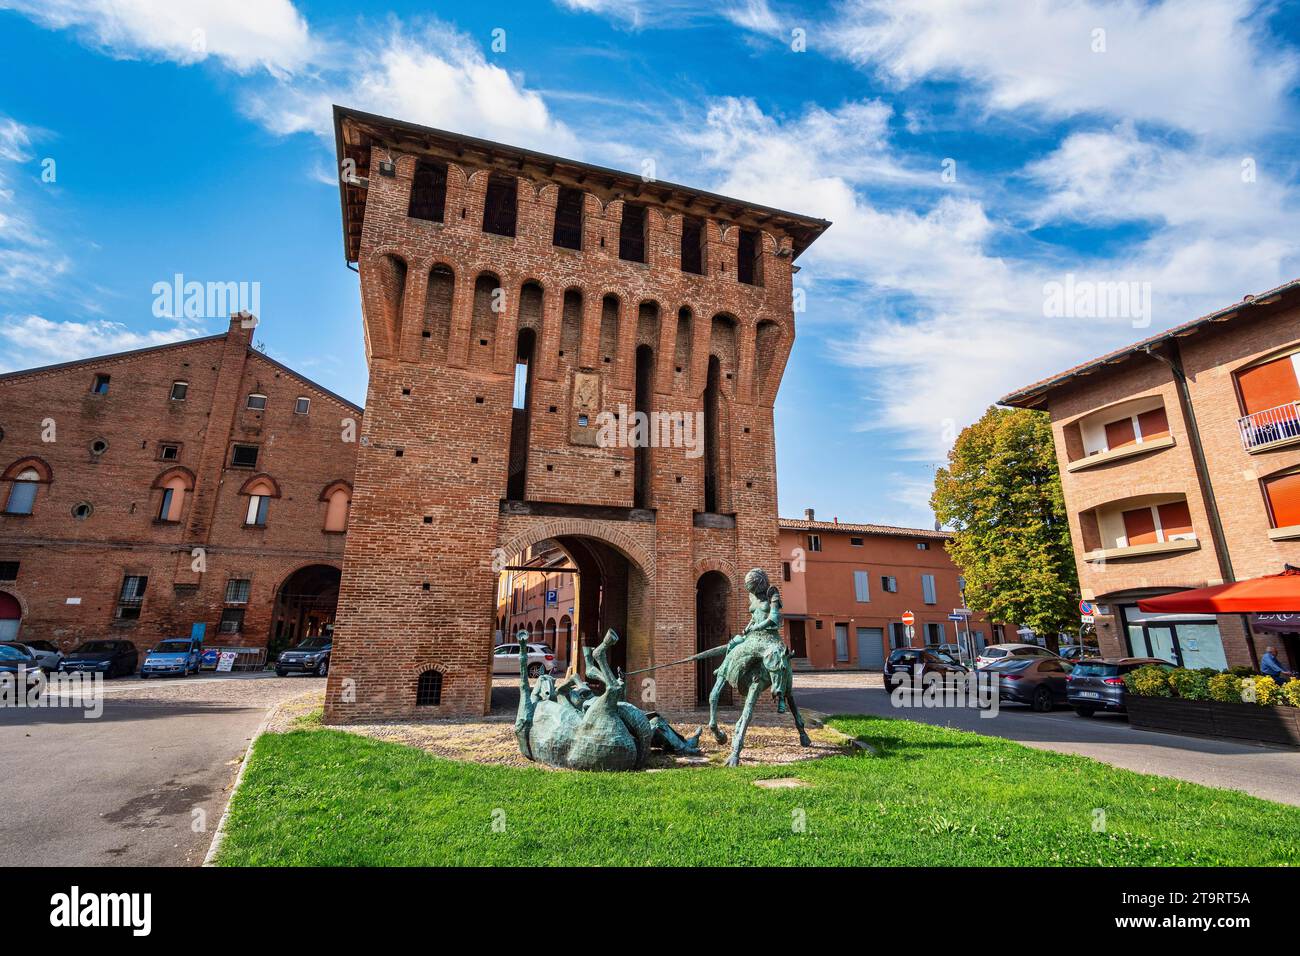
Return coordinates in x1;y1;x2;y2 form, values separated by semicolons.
1142;341;1258;669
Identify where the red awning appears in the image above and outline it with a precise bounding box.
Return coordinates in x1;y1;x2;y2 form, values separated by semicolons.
1137;568;1300;614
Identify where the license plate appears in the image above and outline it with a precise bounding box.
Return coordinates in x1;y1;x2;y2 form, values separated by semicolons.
1078;691;1100;699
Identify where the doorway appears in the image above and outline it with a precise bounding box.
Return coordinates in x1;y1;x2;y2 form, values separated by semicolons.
696;571;731;706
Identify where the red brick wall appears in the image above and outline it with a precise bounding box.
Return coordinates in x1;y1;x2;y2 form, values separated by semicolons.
0;316;360;660
326;142;805;720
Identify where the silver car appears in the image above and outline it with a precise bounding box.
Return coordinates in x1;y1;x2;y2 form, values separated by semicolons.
2;641;62;673
975;642;1061;669
492;643;557;677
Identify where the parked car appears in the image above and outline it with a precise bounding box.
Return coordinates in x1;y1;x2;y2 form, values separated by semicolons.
1;640;62;673
276;637;332;676
1067;657;1173;717
0;643;44;693
140;637;203;678
975;643;1060;669
492;642;557;678
884;647;967;687
986;656;1073;711
59;639;138;677
1059;645;1099;661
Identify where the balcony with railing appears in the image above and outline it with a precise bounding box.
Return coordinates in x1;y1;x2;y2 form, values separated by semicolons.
1238;402;1300;452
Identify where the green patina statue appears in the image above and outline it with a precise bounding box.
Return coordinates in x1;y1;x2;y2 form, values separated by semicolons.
514;629;702;772
703;567;811;765
512;567;809;770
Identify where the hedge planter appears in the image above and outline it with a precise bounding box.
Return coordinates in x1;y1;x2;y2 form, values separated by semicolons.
1127;695;1300;747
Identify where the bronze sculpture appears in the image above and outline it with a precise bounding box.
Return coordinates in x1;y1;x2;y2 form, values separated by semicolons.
511;567;810;770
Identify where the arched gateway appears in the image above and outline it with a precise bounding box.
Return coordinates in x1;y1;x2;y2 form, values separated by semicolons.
323;107;828;721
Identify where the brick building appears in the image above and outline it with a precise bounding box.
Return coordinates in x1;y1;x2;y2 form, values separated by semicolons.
0;315;361;662
495;540;576;653
777;511;1006;671
1002;280;1300;672
324;106;829;720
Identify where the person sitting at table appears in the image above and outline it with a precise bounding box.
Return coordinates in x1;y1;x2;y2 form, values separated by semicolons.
1260;646;1295;681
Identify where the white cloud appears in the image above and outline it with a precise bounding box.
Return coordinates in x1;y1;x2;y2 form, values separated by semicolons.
827;0;1298;138
0;314;205;372
244;21;579;157
0;0;315;76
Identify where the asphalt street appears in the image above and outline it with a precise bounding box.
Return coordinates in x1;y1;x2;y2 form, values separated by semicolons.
793;673;1300;807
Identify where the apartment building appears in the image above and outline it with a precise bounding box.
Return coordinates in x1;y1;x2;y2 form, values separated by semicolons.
777;511;1006;670
1001;280;1300;671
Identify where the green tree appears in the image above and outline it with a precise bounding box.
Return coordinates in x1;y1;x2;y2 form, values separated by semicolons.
931;406;1078;636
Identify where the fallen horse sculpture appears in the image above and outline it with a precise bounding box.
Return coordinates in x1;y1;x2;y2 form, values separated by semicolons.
513;629;702;771
512;566;812;770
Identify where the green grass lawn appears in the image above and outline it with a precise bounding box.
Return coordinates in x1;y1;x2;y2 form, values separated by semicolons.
216;716;1300;866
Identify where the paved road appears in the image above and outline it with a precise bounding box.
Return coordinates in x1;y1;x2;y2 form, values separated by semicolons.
794;673;1300;807
0;673;319;866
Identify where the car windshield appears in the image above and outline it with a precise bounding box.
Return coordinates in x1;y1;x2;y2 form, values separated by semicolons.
1072;662;1119;677
295;638;329;650
75;642;116;653
989;657;1033;670
0;645;31;660
982;647;1008;657
153;640;192;653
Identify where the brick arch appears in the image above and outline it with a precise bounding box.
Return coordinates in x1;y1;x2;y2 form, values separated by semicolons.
151;465;196;490
0;586;30;620
498;519;654;580
237;473;282;498
404;658;450;678
693;556;739;587
2;456;52;482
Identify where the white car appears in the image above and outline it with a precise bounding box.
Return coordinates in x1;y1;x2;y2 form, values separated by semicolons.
492;642;557;677
975;643;1061;669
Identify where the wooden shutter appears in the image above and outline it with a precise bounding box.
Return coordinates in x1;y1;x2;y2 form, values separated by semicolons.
1236;355;1300;415
1104;416;1137;449
1265;472;1300;528
1122;507;1158;546
1156;500;1193;538
1137;406;1170;439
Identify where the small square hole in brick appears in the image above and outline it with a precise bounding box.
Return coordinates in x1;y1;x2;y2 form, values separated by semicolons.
546;464;554;472
475;396;484;404
743;427;750;433
603;356;611;363
479;339;489;346
423;516;433;524
402;388;411;395
675;475;683;483
471;456;478;464
726;372;733;379
746;481;753;488
422;330;431;338
558;350;565;357
548;405;557;413
614;469;621;477
422;582;431;591
395;449;404;457
675;366;682;373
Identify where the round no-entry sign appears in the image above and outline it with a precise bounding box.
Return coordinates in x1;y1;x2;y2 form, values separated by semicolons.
901;611;915;626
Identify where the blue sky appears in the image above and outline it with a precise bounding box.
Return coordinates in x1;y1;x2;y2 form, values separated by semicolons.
2;0;1299;527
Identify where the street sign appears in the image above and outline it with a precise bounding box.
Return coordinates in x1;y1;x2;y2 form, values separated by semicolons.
545;589;558;607
1078;600;1095;616
1081;614;1095;624
947;613;966;622
901;610;915;626
951;608;971;617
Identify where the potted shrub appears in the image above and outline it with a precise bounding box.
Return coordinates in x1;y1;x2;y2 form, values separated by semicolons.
1125;667;1300;746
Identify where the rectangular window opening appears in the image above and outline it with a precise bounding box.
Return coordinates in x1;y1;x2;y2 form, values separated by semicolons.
552;186;584;250
680;216;704;274
231;444;259;469
619;203;647;263
408;159;448;222
482;174;518;237
737;228;762;285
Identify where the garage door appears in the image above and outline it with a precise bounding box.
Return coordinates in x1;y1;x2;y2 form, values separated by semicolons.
856;627;884;669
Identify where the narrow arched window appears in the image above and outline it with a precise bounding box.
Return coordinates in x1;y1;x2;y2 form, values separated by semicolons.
4;468;39;515
243;478;276;527
158;476;188;522
324;487;350;532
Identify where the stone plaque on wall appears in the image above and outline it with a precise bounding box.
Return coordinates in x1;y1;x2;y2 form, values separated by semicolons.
570;371;601;446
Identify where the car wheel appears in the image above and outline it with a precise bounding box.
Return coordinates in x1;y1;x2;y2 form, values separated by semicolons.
1032;685;1053;712
1074;705;1096;718
527;663;543;678
276;668;288;677
316;658;329;677
140;672;149;680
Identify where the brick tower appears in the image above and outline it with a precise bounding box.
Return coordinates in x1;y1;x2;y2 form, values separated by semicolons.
325;106;829;720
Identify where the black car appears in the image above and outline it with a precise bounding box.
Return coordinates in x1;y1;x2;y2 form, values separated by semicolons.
986;656;1073;711
884;647;967;688
276;637;331;676
60;639;138;677
1067;657;1172;717
0;643;43;693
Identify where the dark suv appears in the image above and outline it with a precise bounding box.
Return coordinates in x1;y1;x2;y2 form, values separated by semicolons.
1067;657;1172;717
276;637;332;677
60;640;138;677
884;647;967;688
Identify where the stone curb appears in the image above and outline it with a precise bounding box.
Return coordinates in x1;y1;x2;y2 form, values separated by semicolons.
200;693;298;867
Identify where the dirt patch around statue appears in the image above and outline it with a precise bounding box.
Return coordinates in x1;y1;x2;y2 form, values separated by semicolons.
271;690;854;768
